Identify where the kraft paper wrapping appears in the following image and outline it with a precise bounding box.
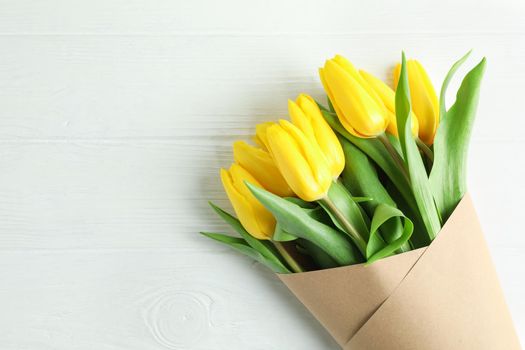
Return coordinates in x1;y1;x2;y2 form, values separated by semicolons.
279;194;521;349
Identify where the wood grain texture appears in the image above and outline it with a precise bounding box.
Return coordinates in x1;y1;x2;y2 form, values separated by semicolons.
0;0;523;349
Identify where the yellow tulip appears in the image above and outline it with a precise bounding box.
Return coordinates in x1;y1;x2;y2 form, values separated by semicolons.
319;55;389;138
359;69;419;137
266;120;332;202
233;140;294;197
393;60;439;145
220;164;275;240
253;122;273;150
288;93;345;178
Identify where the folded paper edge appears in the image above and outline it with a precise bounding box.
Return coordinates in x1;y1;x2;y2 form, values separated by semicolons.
343;193;521;349
278;245;426;344
339;194;476;343
277;246;425;278
277;194;519;349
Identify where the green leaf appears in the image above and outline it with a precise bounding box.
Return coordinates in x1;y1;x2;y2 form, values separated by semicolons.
383;177;427;249
340;138;410;252
297;239;339;269
245;182;363;265
366;204;414;264
319;181;370;249
320;108;417;214
284;196;317;209
351;196;373;203
340;138;397;211
395;52;441;242
200;232;290;273
288;197;335;226
200;231;246;245
273;199;331;242
209;202;285;266
273;223;298;242
430;56;486;221
438;51;472;124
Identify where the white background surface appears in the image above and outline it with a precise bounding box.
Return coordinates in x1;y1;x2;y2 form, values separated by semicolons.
0;1;524;349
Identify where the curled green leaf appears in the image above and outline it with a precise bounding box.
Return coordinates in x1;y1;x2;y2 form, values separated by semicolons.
340;138;411;252
366;204;414;265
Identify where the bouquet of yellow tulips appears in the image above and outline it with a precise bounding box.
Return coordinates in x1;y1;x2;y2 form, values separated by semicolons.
200;52;521;349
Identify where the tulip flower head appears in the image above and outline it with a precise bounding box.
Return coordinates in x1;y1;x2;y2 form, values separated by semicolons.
266;120;332;202
319;55;389;138
288;93;345;178
233;140;294;197
393;59;439;145
359;69;419;137
220;164;276;240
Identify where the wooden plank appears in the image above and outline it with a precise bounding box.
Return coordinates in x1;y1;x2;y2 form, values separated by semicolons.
0;34;523;140
0;250;339;349
0;0;524;34
0;0;523;348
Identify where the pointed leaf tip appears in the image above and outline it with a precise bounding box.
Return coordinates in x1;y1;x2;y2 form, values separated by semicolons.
430;54;487;220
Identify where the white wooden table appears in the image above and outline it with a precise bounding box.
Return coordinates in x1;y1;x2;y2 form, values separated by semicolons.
0;1;523;349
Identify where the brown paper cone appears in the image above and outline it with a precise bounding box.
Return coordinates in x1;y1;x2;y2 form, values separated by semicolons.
279;194;521;349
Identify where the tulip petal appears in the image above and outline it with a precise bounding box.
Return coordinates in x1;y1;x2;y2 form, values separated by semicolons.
279;120;332;198
322;59;388;137
361;69;419;137
266;121;331;201
233;141;293;197
393;64;401;90
291;94;345;178
288;99;316;141
254;122;274;150
333;55;384;108
221;166;275;239
319;66;361;137
229;165;276;236
412;60;439;141
360;70;396;112
394;59;439;144
207;203;291;273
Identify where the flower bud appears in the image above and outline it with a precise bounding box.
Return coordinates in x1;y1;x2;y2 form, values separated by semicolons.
266;120;332;201
233;140;293;197
393;59;439;145
288;93;345;178
359;69;419;137
319;55;389;138
220;164;276;240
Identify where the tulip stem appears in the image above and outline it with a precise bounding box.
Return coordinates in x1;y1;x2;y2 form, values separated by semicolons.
416;138;434;163
272;242;304;273
378;134;410;182
319;196;367;257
